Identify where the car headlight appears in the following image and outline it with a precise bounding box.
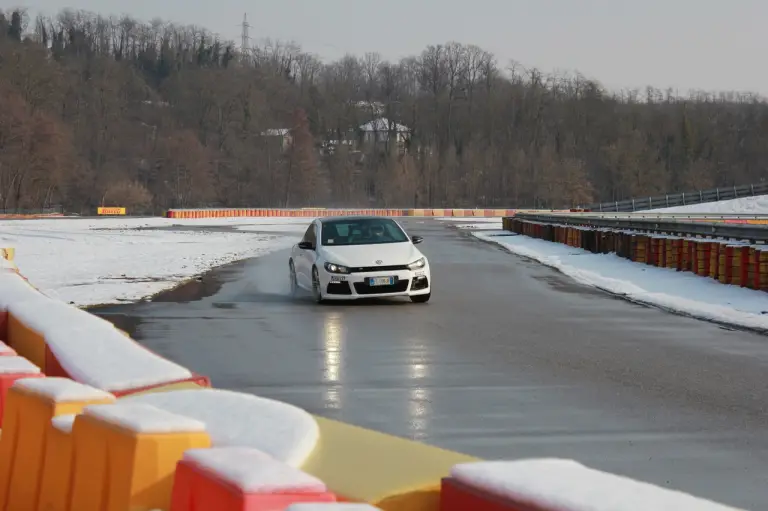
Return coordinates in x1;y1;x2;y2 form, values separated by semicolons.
407;257;426;270
324;262;350;274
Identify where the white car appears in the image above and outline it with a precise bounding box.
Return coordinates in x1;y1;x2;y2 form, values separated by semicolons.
289;216;431;303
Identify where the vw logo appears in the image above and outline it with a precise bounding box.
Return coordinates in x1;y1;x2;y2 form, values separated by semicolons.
375;260;383;265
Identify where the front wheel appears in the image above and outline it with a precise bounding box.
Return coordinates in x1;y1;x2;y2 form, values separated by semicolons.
410;293;431;303
312;267;325;304
289;261;298;296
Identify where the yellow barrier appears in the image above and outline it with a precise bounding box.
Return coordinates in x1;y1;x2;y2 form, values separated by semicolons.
0;378;115;511
6;313;47;371
302;416;477;508
69;404;210;511
96;207;126;215
38;415;76;511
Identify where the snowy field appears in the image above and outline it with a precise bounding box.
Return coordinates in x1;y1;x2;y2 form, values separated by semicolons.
0;217;307;307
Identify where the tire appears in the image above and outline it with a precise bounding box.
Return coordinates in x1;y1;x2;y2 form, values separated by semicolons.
289;261;298;296
410;293;431;303
312;267;325;304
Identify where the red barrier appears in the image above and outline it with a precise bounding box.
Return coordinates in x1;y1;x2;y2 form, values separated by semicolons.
441;477;540;511
0;357;44;425
171;448;336;511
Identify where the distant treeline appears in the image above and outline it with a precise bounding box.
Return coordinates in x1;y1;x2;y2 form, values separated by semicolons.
0;8;766;213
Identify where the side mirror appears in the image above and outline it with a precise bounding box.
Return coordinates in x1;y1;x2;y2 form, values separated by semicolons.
411;235;424;245
298;241;314;250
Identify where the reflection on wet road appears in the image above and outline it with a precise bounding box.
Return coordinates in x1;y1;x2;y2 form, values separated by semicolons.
95;219;768;509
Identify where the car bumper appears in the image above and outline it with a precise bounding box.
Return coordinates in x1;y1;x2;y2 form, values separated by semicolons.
318;267;431;299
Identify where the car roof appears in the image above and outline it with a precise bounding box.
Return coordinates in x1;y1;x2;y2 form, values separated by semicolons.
317;216;397;224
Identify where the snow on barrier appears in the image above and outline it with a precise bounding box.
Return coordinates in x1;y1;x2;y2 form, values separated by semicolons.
0;270;209;394
121;388;320;467
441;459;743;511
171;447;336;510
0;248;749;510
504;218;768;292
165;207;518;219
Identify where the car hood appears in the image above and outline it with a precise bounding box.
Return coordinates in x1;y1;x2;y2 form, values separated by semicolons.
321;242;422;267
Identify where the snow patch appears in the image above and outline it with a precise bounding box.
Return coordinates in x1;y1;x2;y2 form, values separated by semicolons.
183;447;326;493
122;388;319;467
0;217;308;306
0;356;40;374
14;377;114;402
474;230;768;331
651;194;768;214
451;459;743;511
84;403;206;434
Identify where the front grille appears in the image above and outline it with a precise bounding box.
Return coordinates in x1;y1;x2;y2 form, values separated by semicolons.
353;279;410;295
349;264;409;273
326;281;352;295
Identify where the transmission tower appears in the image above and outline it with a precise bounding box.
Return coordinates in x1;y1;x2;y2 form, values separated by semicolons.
240;13;250;60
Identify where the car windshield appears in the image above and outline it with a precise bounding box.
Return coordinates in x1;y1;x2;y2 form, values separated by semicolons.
321;218;409;246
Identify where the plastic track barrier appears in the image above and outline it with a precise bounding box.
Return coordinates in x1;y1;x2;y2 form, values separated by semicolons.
503;218;768;292
0;248;747;511
440;459;742;511
165;208;520;219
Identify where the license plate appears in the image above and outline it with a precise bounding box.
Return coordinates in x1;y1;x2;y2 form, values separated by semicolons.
368;276;395;286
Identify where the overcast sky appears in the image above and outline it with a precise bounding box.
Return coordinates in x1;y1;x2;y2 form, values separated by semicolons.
14;0;768;95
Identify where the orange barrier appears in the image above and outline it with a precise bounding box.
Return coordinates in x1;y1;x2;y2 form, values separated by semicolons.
69;403;210;511
165;208;519;219
505;218;767;292
0;377;115;511
0;214;64;220
38;414;75;511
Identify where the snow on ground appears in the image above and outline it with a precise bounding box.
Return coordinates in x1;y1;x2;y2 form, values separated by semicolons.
0;217;307;307
651;194;768;214
468;228;768;331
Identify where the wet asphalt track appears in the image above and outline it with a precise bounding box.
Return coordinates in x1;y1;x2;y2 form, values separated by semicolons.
94;219;768;509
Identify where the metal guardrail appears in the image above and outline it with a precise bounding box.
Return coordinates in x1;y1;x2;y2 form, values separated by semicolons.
513;212;768;242
534;212;768;221
586;182;768;212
